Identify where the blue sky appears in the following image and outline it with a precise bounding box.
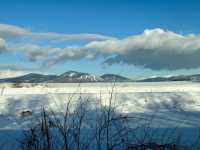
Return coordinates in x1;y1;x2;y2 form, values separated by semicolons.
0;0;200;78
1;0;200;34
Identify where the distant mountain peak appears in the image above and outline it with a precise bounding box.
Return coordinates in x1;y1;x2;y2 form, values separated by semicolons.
54;70;103;82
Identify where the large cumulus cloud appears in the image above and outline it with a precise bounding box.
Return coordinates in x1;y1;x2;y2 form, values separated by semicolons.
86;28;200;70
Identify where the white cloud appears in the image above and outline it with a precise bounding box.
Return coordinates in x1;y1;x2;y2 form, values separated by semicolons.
9;44;59;62
29;32;116;41
45;46;96;66
0;23;115;41
8;44;90;64
86;28;195;54
0;24;28;38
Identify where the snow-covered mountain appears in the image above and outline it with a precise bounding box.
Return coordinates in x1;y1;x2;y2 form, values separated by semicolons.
51;71;104;82
0;71;131;83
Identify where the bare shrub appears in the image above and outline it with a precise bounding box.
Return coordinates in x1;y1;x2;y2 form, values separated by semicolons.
18;88;198;150
19;87;134;150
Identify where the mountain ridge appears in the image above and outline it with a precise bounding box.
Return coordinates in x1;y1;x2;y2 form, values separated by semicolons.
0;71;131;83
1;71;200;83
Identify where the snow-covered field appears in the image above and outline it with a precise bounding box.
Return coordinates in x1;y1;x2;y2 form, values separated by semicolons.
1;81;200;149
2;81;200;95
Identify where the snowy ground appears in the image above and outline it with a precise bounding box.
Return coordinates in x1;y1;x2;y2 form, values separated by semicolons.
1;81;200;149
2;81;200;95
